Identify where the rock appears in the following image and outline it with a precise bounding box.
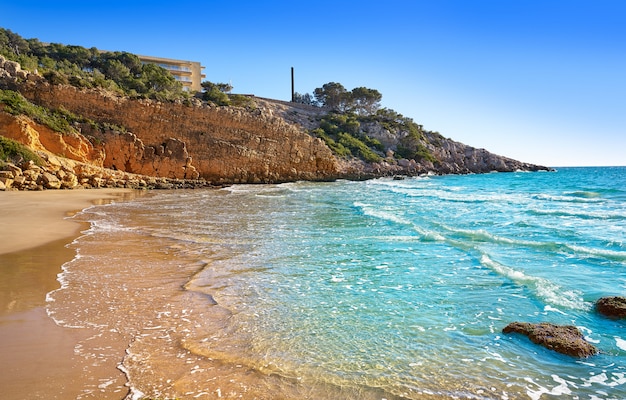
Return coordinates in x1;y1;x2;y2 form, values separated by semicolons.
4;163;22;177
0;178;13;189
40;171;62;189
502;322;598;358
60;171;79;189
12;175;27;189
596;296;626;319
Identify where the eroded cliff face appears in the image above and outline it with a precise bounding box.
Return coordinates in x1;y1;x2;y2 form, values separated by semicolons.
0;112;105;165
0;56;339;183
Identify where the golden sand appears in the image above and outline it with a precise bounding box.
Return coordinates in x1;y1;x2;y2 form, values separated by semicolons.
0;188;135;399
0;188;134;255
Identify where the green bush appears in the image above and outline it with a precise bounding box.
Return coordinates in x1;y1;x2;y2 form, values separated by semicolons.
0;89;80;134
229;94;253;107
0;136;44;166
312;128;351;157
313;113;384;162
337;132;381;163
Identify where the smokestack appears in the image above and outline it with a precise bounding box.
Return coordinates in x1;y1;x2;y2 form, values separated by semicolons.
291;67;295;102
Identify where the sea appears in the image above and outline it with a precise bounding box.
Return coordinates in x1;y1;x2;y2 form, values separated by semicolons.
47;166;626;399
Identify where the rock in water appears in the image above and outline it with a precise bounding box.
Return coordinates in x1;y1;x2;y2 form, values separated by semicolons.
596;296;626;319
502;322;598;358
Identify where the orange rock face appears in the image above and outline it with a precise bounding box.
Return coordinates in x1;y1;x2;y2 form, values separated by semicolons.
4;75;339;183
0;112;105;165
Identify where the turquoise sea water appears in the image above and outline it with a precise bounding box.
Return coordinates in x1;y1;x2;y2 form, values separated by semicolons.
49;167;626;399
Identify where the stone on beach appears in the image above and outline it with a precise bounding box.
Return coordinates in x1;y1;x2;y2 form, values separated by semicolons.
502;322;598;358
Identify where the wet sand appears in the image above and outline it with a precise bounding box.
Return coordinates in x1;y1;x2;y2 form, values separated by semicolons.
0;189;135;255
0;189;134;399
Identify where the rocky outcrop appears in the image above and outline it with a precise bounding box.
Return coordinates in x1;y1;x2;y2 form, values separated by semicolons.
0;55;339;183
596;296;626;319
0;155;214;191
0;112;105;165
502;322;598;358
423;131;546;174
97;129;199;179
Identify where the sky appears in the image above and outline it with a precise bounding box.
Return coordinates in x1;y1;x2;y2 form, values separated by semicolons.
2;0;624;167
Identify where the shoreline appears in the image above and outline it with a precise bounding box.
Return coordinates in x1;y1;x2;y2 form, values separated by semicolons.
0;188;136;255
0;188;138;399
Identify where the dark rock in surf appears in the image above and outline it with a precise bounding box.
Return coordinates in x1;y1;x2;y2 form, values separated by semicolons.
596;296;626;319
502;322;598;358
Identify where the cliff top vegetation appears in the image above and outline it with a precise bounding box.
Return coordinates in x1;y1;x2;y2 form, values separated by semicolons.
0;28;186;101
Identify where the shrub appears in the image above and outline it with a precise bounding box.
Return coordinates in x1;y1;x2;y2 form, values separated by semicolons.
0;136;44;166
312;128;351;157
0;90;82;134
337;132;381;163
229;94;253;107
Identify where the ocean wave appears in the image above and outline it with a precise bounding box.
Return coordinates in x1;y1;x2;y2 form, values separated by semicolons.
354;202;446;241
479;254;591;311
527;208;626;221
376;185;516;204
565;244;626;262
566;191;603;199
354;202;411;225
531;193;605;204
367;178;511;204
436;224;569;255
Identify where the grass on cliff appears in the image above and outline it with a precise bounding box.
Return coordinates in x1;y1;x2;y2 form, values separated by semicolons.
0;89;82;134
0;136;44;166
0;89;127;141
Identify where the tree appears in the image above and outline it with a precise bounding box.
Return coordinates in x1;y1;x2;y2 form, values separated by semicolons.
350;87;382;116
201;81;232;105
314;82;349;111
101;59;131;82
313;83;382;115
140;63;179;93
0;28;29;56
293;92;318;106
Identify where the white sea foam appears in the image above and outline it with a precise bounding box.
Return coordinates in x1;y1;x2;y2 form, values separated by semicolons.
355;202;410;225
354;202;446;241
532;193;605;203
480;254;591;310
581;372;626;387
543;305;567;315
526;375;573;399
565;244;626;261
616;336;626;351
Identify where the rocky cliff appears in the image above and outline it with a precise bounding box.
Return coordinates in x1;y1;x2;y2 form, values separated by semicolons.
0;56;339;184
0;55;549;190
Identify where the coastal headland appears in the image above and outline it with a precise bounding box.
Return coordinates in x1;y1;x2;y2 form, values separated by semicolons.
0;53;550;192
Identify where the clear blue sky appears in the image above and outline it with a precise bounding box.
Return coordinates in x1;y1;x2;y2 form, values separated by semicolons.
2;0;625;167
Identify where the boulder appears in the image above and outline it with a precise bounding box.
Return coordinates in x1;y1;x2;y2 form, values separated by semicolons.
596;296;626;319
4;163;22;176
60;172;79;189
503;322;598;358
12;175;27;188
39;171;62;189
0;170;14;180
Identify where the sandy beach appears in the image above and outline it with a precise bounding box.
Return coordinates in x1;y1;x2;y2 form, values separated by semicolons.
0;188;136;399
0;188;136;255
